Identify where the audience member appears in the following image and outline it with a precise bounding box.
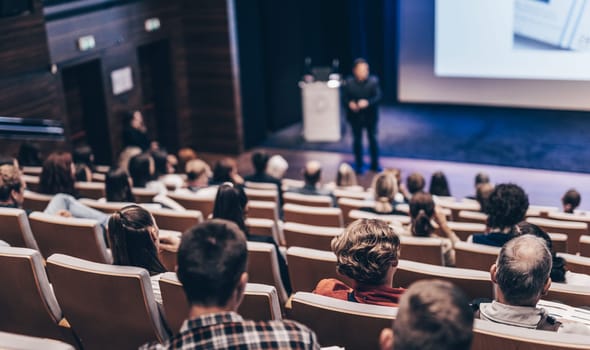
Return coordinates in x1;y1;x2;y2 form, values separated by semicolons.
118;146;142;173
244;151;280;187
470;183;529;247
379;280;474;350
562;189;581;214
405;173;425;200
38;151;77;197
105;168;135;203
429;171;451;197
360;172;406;215
467;172;491;200
314;219;405;306
475;235;590;334
128;153;167;195
176;147;198;175
108;205;178;304
287;161;333;199
212;184;291;294
72;145;95;182
153;150;184;190
0;164;27;212
266;154;288;180
184;159;212;192
18;142;42;167
476;182;494;213
140;220;319;349
210;158;244;186
122;110;151;151
335;163;358;188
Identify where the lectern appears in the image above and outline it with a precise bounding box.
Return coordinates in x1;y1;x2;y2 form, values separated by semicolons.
300;81;341;142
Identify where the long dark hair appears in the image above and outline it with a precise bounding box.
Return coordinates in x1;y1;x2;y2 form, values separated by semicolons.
429;171;451;197
107;205;166;275
410;192;436;237
128;153;154;188
38;152;77;197
212;184;248;235
106;168;135;202
211;158;236;184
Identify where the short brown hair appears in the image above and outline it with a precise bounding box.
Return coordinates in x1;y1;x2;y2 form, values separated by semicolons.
406;173;425;194
0;164;22;201
332;219;400;285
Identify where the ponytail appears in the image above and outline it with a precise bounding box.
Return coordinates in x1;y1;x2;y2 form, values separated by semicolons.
412;209;433;237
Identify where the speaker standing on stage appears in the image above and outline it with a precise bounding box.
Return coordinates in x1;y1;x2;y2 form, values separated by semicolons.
343;58;382;174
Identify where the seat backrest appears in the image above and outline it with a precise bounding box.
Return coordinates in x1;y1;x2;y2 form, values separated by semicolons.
0;331;75;350
456;210;488;224
337;197;370;225
0;247;68;341
245;181;280;191
546;282;590;308
289;292;396;350
526;205;559;218
548;233;568;253
166;192;216;219
333;188;370;200
28;212;111;264
74;182;105;200
398;236;444;266
22;174;40;192
247;200;279;222
78;198;130;214
283;192;333;207
159;272;282;333
472;319;590;350
283;203;343;227
131;188;159;204
348;209;410;226
157;230;182;272
454;242;500;271
246;218;279;243
46;254;169;350
23;191;53;212
527;217;587;254
557;253;590;276
436;200;480;221
393;259;493;300
244;188;278;205
149;208;202;233
0;207;38;250
580;235;590;258
247;241;288;304
446;221;486;241
283;222;342;251
286;246;353;293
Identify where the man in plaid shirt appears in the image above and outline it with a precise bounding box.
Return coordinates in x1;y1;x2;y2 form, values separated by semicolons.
140;219;320;349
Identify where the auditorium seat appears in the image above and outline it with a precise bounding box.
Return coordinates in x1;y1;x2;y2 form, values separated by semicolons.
333;188;370;200
247;200;279;222
526;217;587;254
157;230;182;272
472;319;590;350
0;207;39;250
21;166;43;176
398;236;444;266
166;192;216;219
244;188;278;205
131;188;159;204
283;222;341;251
456;210;488;224
286;246;353;293
28;212;112;264
74;182;105;200
445;221;486;241
393;260;493;300
348;209;410;226
283;192;333;207
281;178;304;191
546;283;590;308
526;205;559;218
0;247;78;346
0;331;75;350
23;191;53;212
557;253;590;276
436;200;480;221
149;208;202;233
159;272;282;333
549;233;568;254
247;241;289;304
283;203;343;227
246;218;280;245
454;242;500;271
91;173;106;182
245;181;280;191
579;235;590;257
78;198;130;214
21;174;40;192
0;240;8;247
337;197;370;225
288;292;396;350
46;254;169;350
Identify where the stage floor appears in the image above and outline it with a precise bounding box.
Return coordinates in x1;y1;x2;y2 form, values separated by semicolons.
262;104;590;174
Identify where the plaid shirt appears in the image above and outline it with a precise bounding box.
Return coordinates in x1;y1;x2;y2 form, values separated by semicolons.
140;312;320;350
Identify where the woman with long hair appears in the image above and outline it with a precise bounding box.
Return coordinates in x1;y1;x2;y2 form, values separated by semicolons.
38;151;77;197
105;168;135;203
128;153;167;195
360;172;406;215
429;171;451;197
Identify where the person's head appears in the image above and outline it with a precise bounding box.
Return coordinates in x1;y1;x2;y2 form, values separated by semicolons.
409;192;435;237
105;168;135;203
177;219;248;309
73;146;94;182
212;183;248;234
429;171;450;197
266;155;288;179
0;164;25;207
126;110;145;131
18;142;42;167
118;147;142;173
517;222;566;283
251;151;270;175
352;58;369;82
185;159;211;185
406;173;425;195
38;151;76;196
562;189;581;214
128;153;155;188
336;163;358;187
151;150;169;178
382;280;474;350
475;172;490;187
476;182;495;213
177;148;198;174
332;219;400;286
303;161;322;187
212;158;238;184
372;172;398;213
491;235;552;306
107;205;166;276
484;183;529;232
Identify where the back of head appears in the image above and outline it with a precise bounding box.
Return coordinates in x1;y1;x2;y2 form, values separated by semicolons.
475;172;490;186
476;182;494;213
18;142;42;167
393;280;474;350
128;153;153;188
39;151;76;196
177;148;198;172
372;172;398;213
303;161;322;186
517;222;566;283
409;192;435;237
495;235;552;306
428;171;450;197
406;173;425;195
212;184;248;234
185;159;211;182
485;183;529;231
0;164;22;203
336;163;358;187
266;155;288;179
105;168;135;202
107;205;166;275
212;158;236;184
178;219;248;307
562;189;581;213
72;145;94;166
251;151;270;175
332;219;400;286
151;150;168;178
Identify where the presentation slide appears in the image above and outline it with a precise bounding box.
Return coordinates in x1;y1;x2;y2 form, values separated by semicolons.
398;0;590;111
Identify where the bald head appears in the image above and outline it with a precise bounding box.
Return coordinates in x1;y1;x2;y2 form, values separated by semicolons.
303;161;322;186
494;235;552;306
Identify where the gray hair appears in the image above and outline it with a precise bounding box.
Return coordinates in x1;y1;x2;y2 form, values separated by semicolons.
496;235;552;306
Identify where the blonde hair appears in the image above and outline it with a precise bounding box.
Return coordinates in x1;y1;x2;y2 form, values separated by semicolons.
372;172;398;213
336;163;358;187
332;219;400;285
0;164;22;201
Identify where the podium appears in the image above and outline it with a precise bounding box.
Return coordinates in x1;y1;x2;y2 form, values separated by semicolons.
300;81;341;142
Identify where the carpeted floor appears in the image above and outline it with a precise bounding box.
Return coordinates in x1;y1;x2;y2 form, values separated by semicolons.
262;104;590;173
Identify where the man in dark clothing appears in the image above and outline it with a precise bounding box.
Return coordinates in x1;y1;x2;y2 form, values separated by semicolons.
244;151;282;189
343;58;382;173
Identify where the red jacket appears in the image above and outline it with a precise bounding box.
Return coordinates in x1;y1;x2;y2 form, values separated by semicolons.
313;278;405;307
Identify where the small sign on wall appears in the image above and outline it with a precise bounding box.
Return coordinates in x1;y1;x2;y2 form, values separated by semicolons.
110;67;133;95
